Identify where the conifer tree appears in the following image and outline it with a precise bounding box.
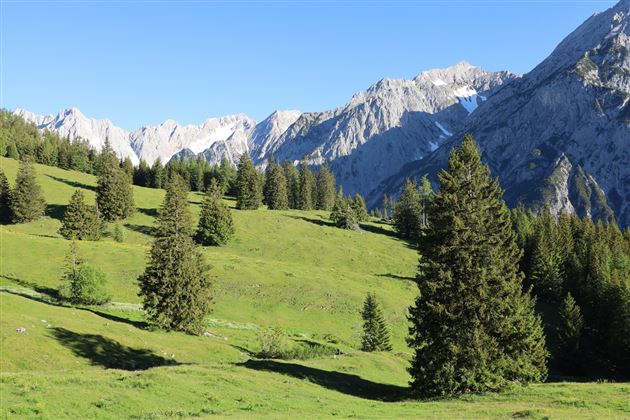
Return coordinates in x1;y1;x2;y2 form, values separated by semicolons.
382;194;391;220
59;189;103;240
408;135;547;397
134;159;150;187
352;193;369;222
297;159;314;210
121;157;134;181
235;152;262;210
11;158;46;223
150;158;165;189
96;141;134;222
263;157;289;210
138;175;213;334
282;161;300;209
528;213;565;303
330;189;359;230
316;164;336;211
393;179;422;239
0;169;12;224
196;179;235;246
361;293;392;352
556;292;583;374
417;175;434;228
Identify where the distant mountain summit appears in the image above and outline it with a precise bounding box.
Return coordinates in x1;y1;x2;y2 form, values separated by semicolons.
372;0;630;226
14;107;138;164
268;61;517;196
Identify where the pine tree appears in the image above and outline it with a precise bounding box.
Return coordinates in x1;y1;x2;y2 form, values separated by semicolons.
235;152;262;210
134;159;150;187
417;175;434;228
96;141;134;222
121;157;134;181
393;179;422;239
316;164;336;211
11;158;46;223
282;161;300;209
112;221;126;243
0;169;12;224
196;178;235;246
408;135;547;397
382;194;391;220
297;159;314;210
59;189;103;240
360;293;392;352
263;157;289;210
556;293;584;374
330;189;359;230
352;193;369;222
529;213;565;303
138;175;213;334
150;158;165;189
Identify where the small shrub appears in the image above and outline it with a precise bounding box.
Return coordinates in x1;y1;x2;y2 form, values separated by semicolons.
257;327;287;359
112;222;125;243
60;242;111;305
60;263;111;305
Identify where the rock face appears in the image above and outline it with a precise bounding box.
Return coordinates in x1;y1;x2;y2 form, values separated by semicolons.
372;0;629;226
268;61;517;196
249;110;302;164
14;107;138;164
129;114;256;165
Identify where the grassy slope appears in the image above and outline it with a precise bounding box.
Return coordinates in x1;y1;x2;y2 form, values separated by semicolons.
0;157;628;418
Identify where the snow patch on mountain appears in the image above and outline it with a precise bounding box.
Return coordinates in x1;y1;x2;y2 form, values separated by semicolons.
435;121;453;137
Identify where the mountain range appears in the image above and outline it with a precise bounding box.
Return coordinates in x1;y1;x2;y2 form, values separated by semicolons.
13;0;630;226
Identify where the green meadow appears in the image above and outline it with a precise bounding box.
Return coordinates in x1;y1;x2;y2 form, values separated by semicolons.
1;157;628;418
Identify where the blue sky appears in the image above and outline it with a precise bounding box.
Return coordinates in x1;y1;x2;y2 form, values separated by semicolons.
2;0;617;130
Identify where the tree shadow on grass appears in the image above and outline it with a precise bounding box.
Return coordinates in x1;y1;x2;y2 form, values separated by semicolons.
46;175;96;192
358;222;400;239
50;327;175;370
46;204;67;221
376;273;416;282
0;276;146;329
123;223;156;237
1;275;62;300
137;207;158;217
238;359;409;401
288;214;336;228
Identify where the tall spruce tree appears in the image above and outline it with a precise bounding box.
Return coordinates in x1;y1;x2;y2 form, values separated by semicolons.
195;179;235;246
0;169;12;224
263;157;289;210
96;140;134;221
59;189;103;240
361;293;392;352
297;159;314;210
150;158;165;189
138;175;213;334
408;135;547;397
235;152;262;210
330;188;359;230
556;292;584;374
316;164;336;211
11;158;46;223
352;193;369;222
282;161;300;209
393;179;422;239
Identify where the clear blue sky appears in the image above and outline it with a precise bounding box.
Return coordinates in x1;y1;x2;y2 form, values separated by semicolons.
1;0;617;130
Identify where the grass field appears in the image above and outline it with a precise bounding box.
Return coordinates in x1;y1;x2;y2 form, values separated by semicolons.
1;156;629;418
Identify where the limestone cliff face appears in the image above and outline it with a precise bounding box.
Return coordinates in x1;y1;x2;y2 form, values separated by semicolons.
372;0;629;226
